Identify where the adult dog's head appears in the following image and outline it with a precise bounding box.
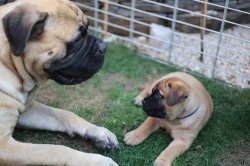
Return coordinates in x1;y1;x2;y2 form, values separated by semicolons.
142;77;190;120
1;0;106;85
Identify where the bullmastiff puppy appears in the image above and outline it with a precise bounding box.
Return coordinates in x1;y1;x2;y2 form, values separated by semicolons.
0;0;119;165
124;72;213;166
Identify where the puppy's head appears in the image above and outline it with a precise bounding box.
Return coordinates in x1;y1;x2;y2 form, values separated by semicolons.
2;0;105;85
142;77;190;120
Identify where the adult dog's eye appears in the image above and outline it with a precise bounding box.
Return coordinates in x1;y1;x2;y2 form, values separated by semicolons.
74;35;82;43
74;26;87;43
80;26;87;36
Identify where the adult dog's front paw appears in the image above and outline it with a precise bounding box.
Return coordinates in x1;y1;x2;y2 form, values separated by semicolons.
85;127;119;149
124;130;144;146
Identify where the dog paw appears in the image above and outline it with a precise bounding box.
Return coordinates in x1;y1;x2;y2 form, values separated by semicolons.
153;160;171;166
85;127;119;149
133;95;144;107
124;130;144;146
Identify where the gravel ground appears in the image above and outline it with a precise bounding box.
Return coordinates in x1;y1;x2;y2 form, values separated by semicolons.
102;24;250;88
130;24;250;88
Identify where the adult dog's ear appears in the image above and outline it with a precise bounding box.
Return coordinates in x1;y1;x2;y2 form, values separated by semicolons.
166;79;189;106
2;4;48;56
0;0;15;6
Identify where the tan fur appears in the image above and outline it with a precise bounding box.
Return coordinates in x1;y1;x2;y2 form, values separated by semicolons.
0;0;118;165
125;72;213;166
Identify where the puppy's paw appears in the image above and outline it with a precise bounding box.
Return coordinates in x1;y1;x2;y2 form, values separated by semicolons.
124;130;144;146
134;95;144;107
85;127;119;149
153;159;171;166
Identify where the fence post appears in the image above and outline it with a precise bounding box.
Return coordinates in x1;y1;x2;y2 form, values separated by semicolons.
168;0;179;64
103;0;109;39
200;0;207;62
130;0;135;49
212;0;229;79
94;0;98;36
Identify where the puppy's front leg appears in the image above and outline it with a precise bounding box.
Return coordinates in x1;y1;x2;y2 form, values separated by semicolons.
134;84;152;106
153;139;191;166
17;100;119;149
124;117;159;145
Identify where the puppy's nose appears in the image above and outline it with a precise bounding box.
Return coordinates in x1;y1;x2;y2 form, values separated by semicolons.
142;100;147;105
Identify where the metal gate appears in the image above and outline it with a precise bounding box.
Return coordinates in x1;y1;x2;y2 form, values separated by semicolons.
73;0;250;88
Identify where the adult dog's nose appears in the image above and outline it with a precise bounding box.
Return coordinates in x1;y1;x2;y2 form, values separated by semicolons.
94;38;107;58
98;40;107;54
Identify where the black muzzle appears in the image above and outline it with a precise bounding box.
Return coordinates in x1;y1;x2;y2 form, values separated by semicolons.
142;89;166;119
46;34;106;85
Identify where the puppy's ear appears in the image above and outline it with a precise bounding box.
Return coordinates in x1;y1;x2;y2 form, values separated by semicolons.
166;79;189;106
2;4;48;56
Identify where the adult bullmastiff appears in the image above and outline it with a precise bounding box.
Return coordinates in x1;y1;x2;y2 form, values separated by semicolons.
124;72;213;166
0;0;119;165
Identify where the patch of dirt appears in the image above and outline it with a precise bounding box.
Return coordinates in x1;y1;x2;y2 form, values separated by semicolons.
34;81;106;113
61;83;106;112
65;85;105;111
218;145;250;166
102;73;135;92
147;68;165;81
35;84;57;105
139;70;164;90
34;73;137;114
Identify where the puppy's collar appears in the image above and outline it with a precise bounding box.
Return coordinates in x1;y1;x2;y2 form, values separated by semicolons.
177;105;200;119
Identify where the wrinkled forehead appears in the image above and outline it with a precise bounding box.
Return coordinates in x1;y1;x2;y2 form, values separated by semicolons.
153;79;168;90
54;1;88;40
54;0;88;25
25;0;88;41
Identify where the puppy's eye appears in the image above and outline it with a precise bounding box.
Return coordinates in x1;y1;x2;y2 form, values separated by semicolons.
180;95;188;103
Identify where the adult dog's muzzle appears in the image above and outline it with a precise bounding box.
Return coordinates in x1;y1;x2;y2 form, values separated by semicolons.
46;34;106;85
142;89;166;119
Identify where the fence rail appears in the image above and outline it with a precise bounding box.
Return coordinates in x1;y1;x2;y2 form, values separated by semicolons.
73;0;250;88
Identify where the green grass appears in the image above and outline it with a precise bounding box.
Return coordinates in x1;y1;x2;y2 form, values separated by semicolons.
13;44;250;166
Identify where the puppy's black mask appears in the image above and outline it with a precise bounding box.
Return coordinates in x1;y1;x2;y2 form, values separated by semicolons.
46;33;106;85
142;89;166;119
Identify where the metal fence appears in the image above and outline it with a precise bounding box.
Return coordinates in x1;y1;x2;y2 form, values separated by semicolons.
73;0;250;88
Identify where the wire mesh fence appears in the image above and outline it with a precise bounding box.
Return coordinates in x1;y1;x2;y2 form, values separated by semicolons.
72;0;250;88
